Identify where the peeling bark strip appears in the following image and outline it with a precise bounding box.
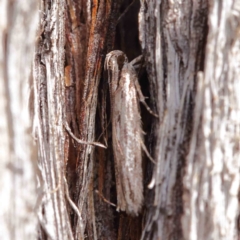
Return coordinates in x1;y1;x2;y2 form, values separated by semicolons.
64;1;122;238
105;50;156;215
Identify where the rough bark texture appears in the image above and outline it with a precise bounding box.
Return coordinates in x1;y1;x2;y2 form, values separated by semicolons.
0;0;38;239
34;0;123;239
183;2;240;239
1;0;240;239
139;1;240;240
34;1;72;239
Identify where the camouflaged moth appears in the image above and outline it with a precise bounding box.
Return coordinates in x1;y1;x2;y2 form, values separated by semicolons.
104;50;157;215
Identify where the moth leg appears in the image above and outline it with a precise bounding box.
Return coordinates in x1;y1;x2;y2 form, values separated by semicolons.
134;79;158;118
130;55;143;69
130;55;158;118
141;140;156;164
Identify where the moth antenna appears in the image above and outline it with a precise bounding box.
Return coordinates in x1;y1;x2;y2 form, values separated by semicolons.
117;0;137;24
130;55;143;66
130;55;145;75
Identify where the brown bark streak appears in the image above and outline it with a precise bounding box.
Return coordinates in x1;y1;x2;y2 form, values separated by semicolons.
32;0;240;239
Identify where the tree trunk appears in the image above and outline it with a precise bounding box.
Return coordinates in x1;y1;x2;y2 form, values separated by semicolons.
1;0;239;239
0;0;38;239
140;1;240;239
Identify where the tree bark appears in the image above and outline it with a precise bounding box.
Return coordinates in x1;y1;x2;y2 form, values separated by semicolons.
0;0;38;239
34;0;123;239
140;1;240;240
1;0;239;239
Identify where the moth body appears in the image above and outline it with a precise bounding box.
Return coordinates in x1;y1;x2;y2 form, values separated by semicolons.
105;50;143;215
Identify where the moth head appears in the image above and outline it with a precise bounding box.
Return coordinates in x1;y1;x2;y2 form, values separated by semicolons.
116;54;127;70
105;50;128;71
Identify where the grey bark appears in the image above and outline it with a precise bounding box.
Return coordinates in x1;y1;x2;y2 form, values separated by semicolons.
1;0;239;240
0;0;38;239
34;0;122;239
140;1;240;240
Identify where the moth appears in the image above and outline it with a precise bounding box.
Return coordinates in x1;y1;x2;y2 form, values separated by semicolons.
104;50;157;215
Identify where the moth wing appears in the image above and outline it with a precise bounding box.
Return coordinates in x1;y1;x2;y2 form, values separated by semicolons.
112;66;143;215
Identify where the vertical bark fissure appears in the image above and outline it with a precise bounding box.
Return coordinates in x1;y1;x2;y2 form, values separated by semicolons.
32;0;240;239
139;1;209;239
